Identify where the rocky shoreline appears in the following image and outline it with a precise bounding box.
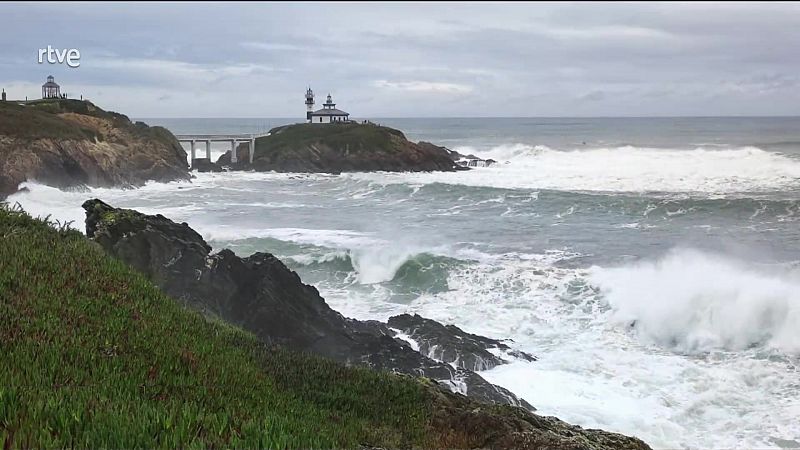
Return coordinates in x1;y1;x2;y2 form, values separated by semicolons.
82;198;534;408
80;198;651;449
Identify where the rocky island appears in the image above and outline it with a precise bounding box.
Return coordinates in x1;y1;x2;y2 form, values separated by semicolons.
214;122;464;173
0;99;189;199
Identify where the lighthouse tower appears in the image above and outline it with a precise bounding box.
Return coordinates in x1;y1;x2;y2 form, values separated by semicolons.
305;87;314;122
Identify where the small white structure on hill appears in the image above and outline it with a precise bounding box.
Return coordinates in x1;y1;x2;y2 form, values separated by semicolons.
305;88;350;124
42;75;61;99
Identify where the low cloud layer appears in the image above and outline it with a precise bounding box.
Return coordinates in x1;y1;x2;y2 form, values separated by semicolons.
1;2;799;117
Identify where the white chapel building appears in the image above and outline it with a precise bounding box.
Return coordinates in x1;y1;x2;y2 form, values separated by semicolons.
305;87;350;124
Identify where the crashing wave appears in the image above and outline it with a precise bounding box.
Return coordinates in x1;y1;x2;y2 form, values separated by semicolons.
287;247;467;294
590;248;800;354
346;144;800;194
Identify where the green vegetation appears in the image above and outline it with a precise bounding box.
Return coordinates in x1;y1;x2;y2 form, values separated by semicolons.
0;101;97;140
0;205;437;448
23;98;112;117
255;122;407;157
0;100;176;146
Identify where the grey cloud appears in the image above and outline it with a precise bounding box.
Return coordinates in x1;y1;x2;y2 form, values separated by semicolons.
1;2;799;117
580;91;607;102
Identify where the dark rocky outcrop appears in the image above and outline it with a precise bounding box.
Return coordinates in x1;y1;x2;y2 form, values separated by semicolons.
215;144;250;167
82;199;529;408
448;147;497;168
0;99;189;199
388;313;536;371
191;158;224;173
216;123;461;173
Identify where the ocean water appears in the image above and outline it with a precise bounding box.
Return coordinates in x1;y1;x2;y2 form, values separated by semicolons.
10;117;800;449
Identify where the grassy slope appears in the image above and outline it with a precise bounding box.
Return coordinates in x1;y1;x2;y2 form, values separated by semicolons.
255;123;408;158
0;99;177;146
0;206;434;448
0;101;95;140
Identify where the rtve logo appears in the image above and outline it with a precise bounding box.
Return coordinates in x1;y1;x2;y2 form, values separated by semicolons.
38;46;81;68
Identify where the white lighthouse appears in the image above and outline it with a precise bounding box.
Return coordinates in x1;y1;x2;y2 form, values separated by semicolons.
305;87;314;122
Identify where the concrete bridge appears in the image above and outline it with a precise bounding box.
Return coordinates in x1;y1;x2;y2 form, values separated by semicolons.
175;133;270;167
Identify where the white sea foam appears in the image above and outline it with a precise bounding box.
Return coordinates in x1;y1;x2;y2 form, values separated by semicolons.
390;328;421;352
287;250;351;266
589;248;800;355
196;226;380;248
6;179;207;230
320;245;800;449
346;144;800;194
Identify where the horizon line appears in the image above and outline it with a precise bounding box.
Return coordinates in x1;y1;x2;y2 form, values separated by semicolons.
135;115;800;120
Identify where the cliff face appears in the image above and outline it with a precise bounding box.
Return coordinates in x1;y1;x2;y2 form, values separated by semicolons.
217;122;460;172
0;100;189;199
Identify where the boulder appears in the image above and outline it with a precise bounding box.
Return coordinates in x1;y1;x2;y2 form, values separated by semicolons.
388;313;536;371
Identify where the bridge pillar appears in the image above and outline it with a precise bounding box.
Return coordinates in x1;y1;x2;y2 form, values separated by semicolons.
249;138;255;164
205;140;211;161
231;140;238;164
190;140;196;167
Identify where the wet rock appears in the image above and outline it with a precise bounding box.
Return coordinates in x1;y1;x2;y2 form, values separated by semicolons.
191;158;224;172
388;313;536;371
214;143;250;167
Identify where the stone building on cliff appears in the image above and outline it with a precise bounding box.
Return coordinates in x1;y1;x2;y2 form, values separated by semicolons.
305;87;350;124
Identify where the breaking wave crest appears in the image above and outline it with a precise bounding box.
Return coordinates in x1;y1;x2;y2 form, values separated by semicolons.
348;143;800;194
590;248;800;354
287;248;464;293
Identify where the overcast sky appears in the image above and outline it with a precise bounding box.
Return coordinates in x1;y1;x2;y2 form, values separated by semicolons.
1;2;799;118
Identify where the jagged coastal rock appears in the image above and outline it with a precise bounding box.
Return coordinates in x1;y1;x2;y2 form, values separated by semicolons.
0;99;189;199
388;313;537;371
216;122;463;172
81;198;651;449
82;199;528;408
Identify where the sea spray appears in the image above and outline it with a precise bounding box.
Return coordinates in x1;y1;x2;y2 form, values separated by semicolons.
346;144;800;194
351;245;423;284
589;248;800;354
